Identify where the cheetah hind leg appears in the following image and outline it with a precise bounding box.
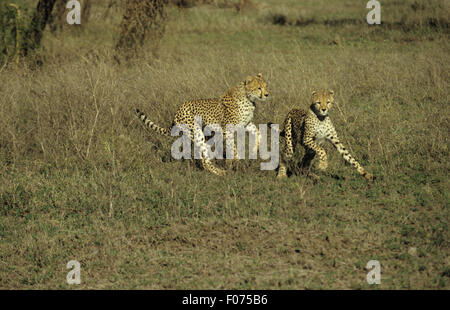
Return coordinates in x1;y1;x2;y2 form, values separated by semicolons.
277;163;288;179
277;117;295;179
193;123;226;176
276;137;292;178
203;158;226;176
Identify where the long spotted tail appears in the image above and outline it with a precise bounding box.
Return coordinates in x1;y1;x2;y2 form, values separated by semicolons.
136;109;171;137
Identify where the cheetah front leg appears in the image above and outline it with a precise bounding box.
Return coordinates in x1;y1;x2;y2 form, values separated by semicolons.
303;134;328;172
326;129;374;181
245;122;260;159
224;127;239;170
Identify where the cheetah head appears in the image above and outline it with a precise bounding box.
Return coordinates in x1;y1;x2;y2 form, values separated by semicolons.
244;73;269;104
311;90;334;117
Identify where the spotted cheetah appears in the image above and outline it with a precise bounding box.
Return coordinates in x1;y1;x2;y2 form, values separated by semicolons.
277;90;374;180
136;73;269;175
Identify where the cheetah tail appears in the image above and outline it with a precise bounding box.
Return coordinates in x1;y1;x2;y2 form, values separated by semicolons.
136;109;171;137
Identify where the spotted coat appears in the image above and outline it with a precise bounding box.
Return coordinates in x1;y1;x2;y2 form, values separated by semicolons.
277;90;373;181
137;74;269;175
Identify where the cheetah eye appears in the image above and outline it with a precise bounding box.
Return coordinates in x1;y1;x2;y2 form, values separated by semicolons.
327;101;330;104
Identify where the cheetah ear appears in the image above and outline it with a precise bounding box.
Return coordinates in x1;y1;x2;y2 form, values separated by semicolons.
257;73;262;78
244;75;253;85
311;90;317;96
329;90;334;95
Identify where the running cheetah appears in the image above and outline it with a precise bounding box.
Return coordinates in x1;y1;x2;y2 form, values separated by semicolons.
277;90;374;181
136;73;269;175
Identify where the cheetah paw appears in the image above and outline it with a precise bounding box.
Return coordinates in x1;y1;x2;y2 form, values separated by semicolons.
277;173;287;179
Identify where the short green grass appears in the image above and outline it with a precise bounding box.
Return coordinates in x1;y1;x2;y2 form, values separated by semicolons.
0;0;448;289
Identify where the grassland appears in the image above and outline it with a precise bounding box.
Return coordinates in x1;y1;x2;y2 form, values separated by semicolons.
0;0;449;289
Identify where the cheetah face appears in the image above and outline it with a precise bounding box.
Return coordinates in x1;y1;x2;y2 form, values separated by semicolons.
311;90;334;117
244;73;269;104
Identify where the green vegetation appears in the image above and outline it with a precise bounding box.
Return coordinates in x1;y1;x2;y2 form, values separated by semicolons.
0;0;448;289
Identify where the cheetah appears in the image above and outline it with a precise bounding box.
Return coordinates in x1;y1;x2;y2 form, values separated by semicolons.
136;73;269;176
277;90;374;181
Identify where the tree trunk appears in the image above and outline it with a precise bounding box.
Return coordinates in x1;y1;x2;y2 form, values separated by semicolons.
115;0;166;60
26;0;58;54
50;0;66;32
